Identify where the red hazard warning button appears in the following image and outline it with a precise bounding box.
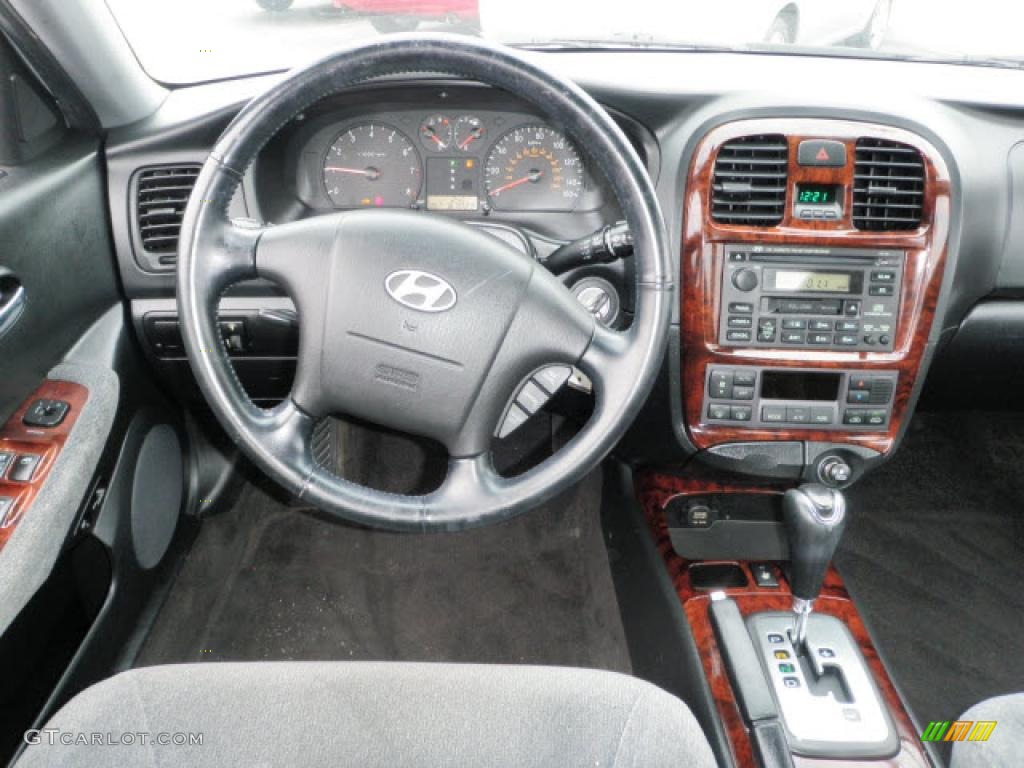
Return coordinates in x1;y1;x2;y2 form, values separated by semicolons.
798;139;847;167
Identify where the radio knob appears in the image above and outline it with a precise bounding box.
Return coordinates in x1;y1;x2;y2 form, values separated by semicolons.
732;268;758;292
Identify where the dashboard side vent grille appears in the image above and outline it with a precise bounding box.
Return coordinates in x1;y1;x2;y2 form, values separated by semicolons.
135;164;201;263
853;139;925;231
711;134;789;226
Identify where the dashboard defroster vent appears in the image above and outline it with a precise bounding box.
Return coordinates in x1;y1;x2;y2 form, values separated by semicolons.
135;164;201;266
711;135;789;226
853;139;925;231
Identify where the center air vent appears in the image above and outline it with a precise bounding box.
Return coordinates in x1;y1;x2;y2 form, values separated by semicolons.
853;139;925;231
711;135;789;226
135;164;201;267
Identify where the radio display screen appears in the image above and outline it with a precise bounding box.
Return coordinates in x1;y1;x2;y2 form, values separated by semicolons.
765;268;854;294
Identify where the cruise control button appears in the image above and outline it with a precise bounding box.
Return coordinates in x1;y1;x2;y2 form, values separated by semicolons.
762;406;786;423
9;454;41;483
708;403;732;421
497;404;531;438
533;365;572;395
730;405;752;421
516;380;549;414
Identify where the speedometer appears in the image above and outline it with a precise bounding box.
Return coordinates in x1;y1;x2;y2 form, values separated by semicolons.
484;125;583;211
323;122;421;208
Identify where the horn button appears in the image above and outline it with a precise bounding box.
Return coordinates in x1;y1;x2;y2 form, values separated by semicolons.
273;211;592;454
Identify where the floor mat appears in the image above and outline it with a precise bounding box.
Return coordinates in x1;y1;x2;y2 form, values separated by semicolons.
836;412;1024;744
136;470;631;673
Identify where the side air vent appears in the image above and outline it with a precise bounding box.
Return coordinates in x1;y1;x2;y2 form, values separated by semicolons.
853;139;925;231
711;135;789;226
135;164;201;265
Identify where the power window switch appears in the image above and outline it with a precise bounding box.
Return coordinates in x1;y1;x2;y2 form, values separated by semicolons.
0;497;15;526
9;454;41;483
0;451;13;478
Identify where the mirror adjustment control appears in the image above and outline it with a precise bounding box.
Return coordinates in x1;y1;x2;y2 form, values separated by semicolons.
9;453;41;483
22;399;70;428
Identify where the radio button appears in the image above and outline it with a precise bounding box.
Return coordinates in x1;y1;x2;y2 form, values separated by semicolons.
727;330;752;342
844;301;861;317
835;320;859;332
871;271;896;282
782;319;807;330
808;320;832;332
733;370;757;387
731;405;752;422
843;410;868;426
818;299;842;315
787;407;811;424
869;285;895;296
863;335;877;345
762;406;786;423
781;332;805;344
757;318;778;342
708;403;731;421
811;407;833;425
729;302;754;314
808;333;831;345
836;334;859;346
709;371;733;399
728;316;753;328
733;386;755;401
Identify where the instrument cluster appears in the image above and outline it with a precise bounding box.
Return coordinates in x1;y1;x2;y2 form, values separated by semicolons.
297;108;593;215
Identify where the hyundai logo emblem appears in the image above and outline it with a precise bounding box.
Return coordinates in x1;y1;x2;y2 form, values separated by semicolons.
384;270;457;313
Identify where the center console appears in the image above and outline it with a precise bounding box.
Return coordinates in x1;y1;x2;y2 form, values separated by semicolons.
681;118;952;480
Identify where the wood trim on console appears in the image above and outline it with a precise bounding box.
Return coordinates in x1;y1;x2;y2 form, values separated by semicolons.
638;472;932;768
0;380;89;553
681;119;952;454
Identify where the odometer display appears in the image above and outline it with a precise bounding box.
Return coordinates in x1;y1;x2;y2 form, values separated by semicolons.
323;123;421;208
484;125;583;211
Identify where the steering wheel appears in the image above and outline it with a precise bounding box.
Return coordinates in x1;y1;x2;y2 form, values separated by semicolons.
177;34;672;531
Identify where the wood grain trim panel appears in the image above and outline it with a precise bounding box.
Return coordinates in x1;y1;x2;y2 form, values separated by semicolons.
638;471;932;768
681;119;952;454
0;380;89;553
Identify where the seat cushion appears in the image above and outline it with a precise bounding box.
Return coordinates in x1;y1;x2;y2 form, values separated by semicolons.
16;662;717;768
951;692;1024;768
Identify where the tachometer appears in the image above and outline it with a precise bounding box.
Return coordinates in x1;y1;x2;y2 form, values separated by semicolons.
323;123;421;208
484;125;583;211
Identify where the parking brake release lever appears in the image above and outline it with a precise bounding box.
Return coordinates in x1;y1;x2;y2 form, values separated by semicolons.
783;484;848;651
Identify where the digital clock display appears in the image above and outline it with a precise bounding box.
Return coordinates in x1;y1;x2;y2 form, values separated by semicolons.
797;184;839;205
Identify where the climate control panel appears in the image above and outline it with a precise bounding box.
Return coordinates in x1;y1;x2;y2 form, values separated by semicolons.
701;365;898;431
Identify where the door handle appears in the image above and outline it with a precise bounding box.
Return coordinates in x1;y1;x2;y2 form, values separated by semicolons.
0;270;26;342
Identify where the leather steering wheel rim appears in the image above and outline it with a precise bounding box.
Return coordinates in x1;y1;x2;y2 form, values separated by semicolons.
176;34;673;531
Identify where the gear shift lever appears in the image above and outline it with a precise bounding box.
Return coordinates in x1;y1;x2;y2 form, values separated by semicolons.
783;484;848;649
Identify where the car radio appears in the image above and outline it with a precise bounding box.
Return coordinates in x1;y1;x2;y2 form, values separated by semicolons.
719;244;903;352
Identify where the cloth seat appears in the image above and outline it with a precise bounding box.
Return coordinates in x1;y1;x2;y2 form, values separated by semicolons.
16;662;717;768
950;692;1024;768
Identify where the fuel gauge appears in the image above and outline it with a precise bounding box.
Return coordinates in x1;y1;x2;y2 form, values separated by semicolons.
419;114;453;152
454;115;486;152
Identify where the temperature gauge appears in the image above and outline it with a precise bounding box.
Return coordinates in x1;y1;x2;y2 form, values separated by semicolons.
454;115;486;153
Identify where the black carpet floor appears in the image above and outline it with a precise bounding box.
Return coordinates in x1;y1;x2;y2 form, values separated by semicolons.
836;411;1024;739
136;470;632;673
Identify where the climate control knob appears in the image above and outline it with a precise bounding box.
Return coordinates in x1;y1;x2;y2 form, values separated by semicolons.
732;268;759;292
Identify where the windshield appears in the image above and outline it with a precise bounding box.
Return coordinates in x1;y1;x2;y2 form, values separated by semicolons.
105;0;1022;85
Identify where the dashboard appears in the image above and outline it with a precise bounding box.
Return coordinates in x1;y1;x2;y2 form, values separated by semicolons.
103;50;1024;484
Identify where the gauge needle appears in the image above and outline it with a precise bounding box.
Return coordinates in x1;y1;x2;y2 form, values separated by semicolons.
423;128;448;150
325;166;381;180
490;170;543;196
458;130;482;150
